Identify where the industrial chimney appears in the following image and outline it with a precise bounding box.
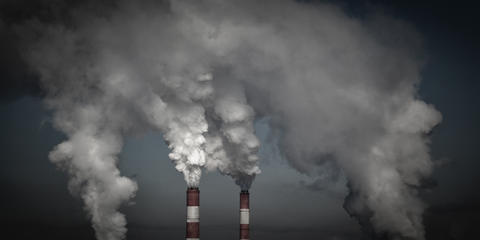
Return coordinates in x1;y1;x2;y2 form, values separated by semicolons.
186;187;200;240
240;190;250;240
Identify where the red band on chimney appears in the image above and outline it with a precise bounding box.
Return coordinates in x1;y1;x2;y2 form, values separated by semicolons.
186;222;200;238
240;191;249;209
240;224;249;239
187;188;200;206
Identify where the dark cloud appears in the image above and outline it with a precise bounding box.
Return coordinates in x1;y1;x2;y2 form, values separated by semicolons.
0;0;124;103
0;20;40;102
0;0;65;102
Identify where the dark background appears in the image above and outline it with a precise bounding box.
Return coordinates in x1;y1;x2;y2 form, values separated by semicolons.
1;0;479;239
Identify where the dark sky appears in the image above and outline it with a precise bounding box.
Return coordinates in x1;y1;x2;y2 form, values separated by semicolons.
1;0;479;239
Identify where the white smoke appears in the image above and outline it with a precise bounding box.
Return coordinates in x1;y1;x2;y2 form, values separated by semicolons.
208;80;261;190
16;0;441;239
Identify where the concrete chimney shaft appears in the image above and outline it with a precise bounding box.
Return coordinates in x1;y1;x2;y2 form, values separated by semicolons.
186;187;200;240
240;190;250;240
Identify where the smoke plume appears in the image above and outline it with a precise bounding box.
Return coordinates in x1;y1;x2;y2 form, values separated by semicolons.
9;0;441;239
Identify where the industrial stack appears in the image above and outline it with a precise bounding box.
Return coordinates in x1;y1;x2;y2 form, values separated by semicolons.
186;187;200;240
185;188;251;240
240;190;250;240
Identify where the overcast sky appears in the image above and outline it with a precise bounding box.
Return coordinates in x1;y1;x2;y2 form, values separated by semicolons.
0;1;479;240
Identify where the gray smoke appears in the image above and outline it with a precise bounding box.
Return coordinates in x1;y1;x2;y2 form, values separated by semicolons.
14;0;440;239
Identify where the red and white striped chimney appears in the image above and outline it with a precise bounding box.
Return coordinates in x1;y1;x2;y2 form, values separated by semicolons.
186;187;200;240
240;190;250;240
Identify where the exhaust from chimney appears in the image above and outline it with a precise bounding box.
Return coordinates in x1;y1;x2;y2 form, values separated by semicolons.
186;187;200;240
240;190;250;240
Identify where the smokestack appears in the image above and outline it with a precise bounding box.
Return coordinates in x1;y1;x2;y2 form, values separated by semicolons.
240;190;250;240
186;187;200;240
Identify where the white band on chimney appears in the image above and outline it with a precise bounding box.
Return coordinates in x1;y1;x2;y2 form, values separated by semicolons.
187;206;199;223
240;208;249;224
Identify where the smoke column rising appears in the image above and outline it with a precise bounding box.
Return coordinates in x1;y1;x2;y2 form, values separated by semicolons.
13;0;441;239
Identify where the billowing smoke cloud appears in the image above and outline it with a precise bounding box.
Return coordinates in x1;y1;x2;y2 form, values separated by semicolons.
9;0;441;239
204;79;261;190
